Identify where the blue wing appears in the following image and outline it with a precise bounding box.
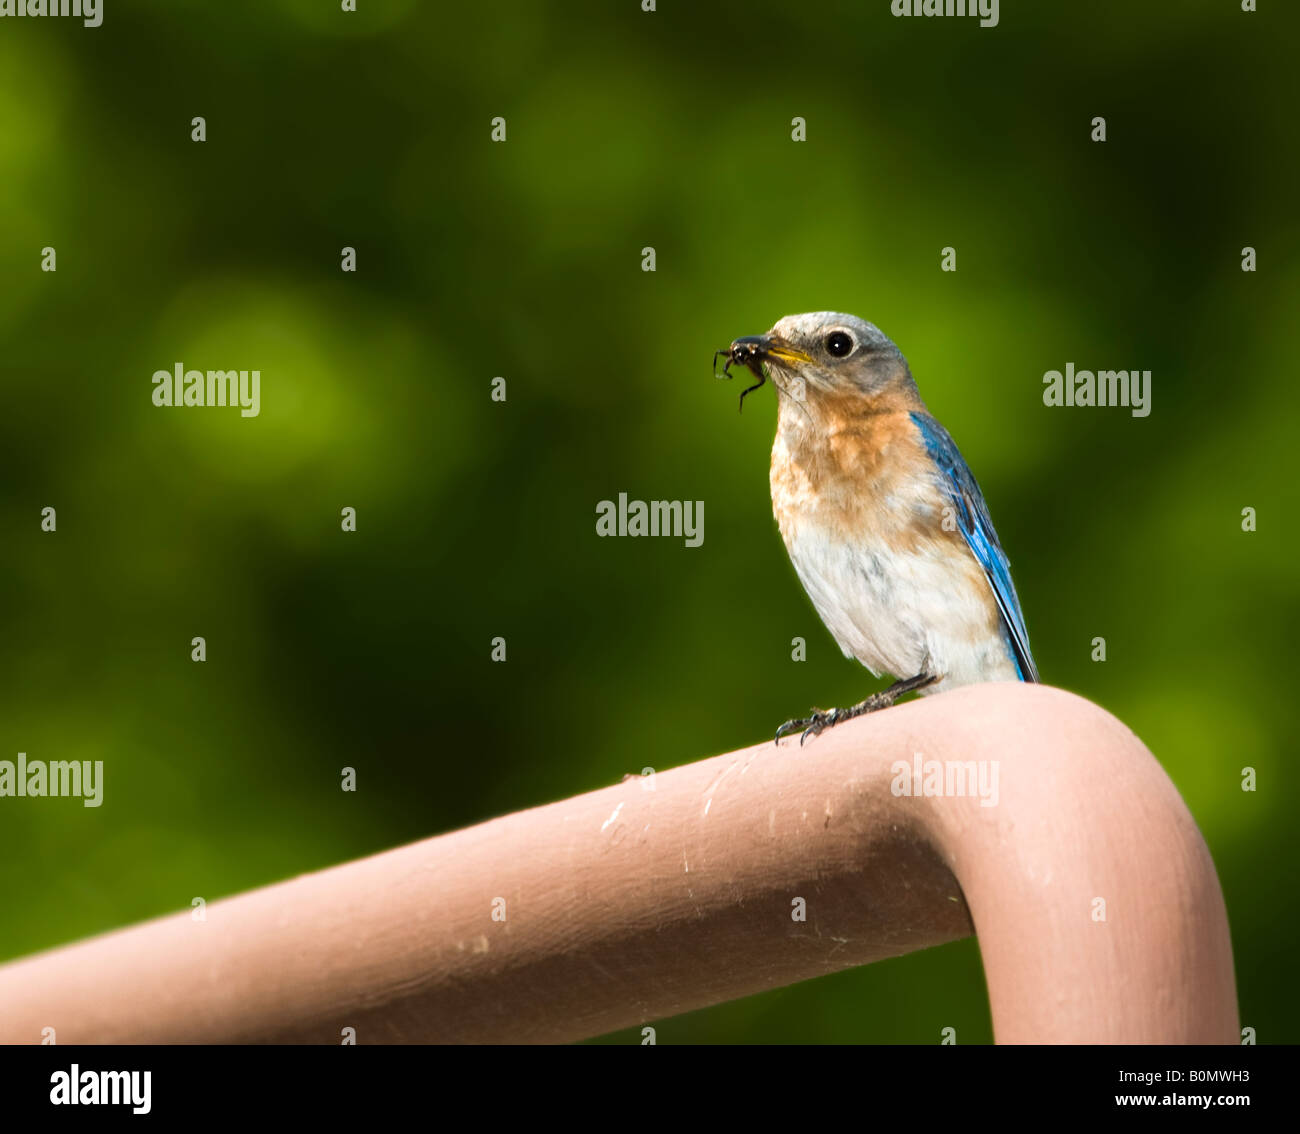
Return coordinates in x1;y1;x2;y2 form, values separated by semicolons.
910;413;1039;682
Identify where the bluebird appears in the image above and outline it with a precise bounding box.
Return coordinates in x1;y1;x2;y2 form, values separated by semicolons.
718;312;1038;743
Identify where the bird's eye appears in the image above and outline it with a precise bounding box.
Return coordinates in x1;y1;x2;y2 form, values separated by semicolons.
825;331;853;357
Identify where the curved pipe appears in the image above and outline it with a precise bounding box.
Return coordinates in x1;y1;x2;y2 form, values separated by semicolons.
0;683;1237;1043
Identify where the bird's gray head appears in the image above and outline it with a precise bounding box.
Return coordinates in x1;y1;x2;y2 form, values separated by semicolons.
721;311;916;411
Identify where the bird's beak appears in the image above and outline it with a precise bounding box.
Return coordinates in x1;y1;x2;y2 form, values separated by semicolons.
731;334;812;367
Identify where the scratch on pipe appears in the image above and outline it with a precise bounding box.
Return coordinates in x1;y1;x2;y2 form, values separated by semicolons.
600;802;624;832
703;759;739;818
587;955;616;983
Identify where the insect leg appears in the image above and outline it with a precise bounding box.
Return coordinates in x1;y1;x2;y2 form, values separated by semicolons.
738;370;765;412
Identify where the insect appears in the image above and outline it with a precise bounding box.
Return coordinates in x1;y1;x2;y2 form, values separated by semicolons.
712;338;767;412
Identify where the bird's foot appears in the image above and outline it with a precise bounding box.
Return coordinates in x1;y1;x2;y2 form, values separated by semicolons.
774;672;941;746
774;707;847;746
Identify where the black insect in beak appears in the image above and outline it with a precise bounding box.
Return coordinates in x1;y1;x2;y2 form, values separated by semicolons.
713;336;770;413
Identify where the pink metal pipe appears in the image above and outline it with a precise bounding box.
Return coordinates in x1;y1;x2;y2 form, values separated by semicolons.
0;683;1237;1043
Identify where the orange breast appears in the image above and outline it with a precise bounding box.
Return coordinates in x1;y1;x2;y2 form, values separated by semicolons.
770;396;960;557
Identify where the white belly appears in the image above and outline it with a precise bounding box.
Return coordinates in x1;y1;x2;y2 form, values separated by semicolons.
784;522;1020;691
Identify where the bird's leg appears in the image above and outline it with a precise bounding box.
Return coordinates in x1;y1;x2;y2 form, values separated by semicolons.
775;672;940;746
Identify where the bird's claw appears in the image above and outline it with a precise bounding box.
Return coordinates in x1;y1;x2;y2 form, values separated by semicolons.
775;708;840;746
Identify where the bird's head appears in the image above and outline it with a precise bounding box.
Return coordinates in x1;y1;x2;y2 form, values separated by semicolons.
721;312;918;416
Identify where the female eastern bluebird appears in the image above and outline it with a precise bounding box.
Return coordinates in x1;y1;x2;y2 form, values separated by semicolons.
720;311;1038;743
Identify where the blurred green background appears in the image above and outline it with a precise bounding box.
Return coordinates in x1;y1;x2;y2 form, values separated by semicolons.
1;0;1295;1044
